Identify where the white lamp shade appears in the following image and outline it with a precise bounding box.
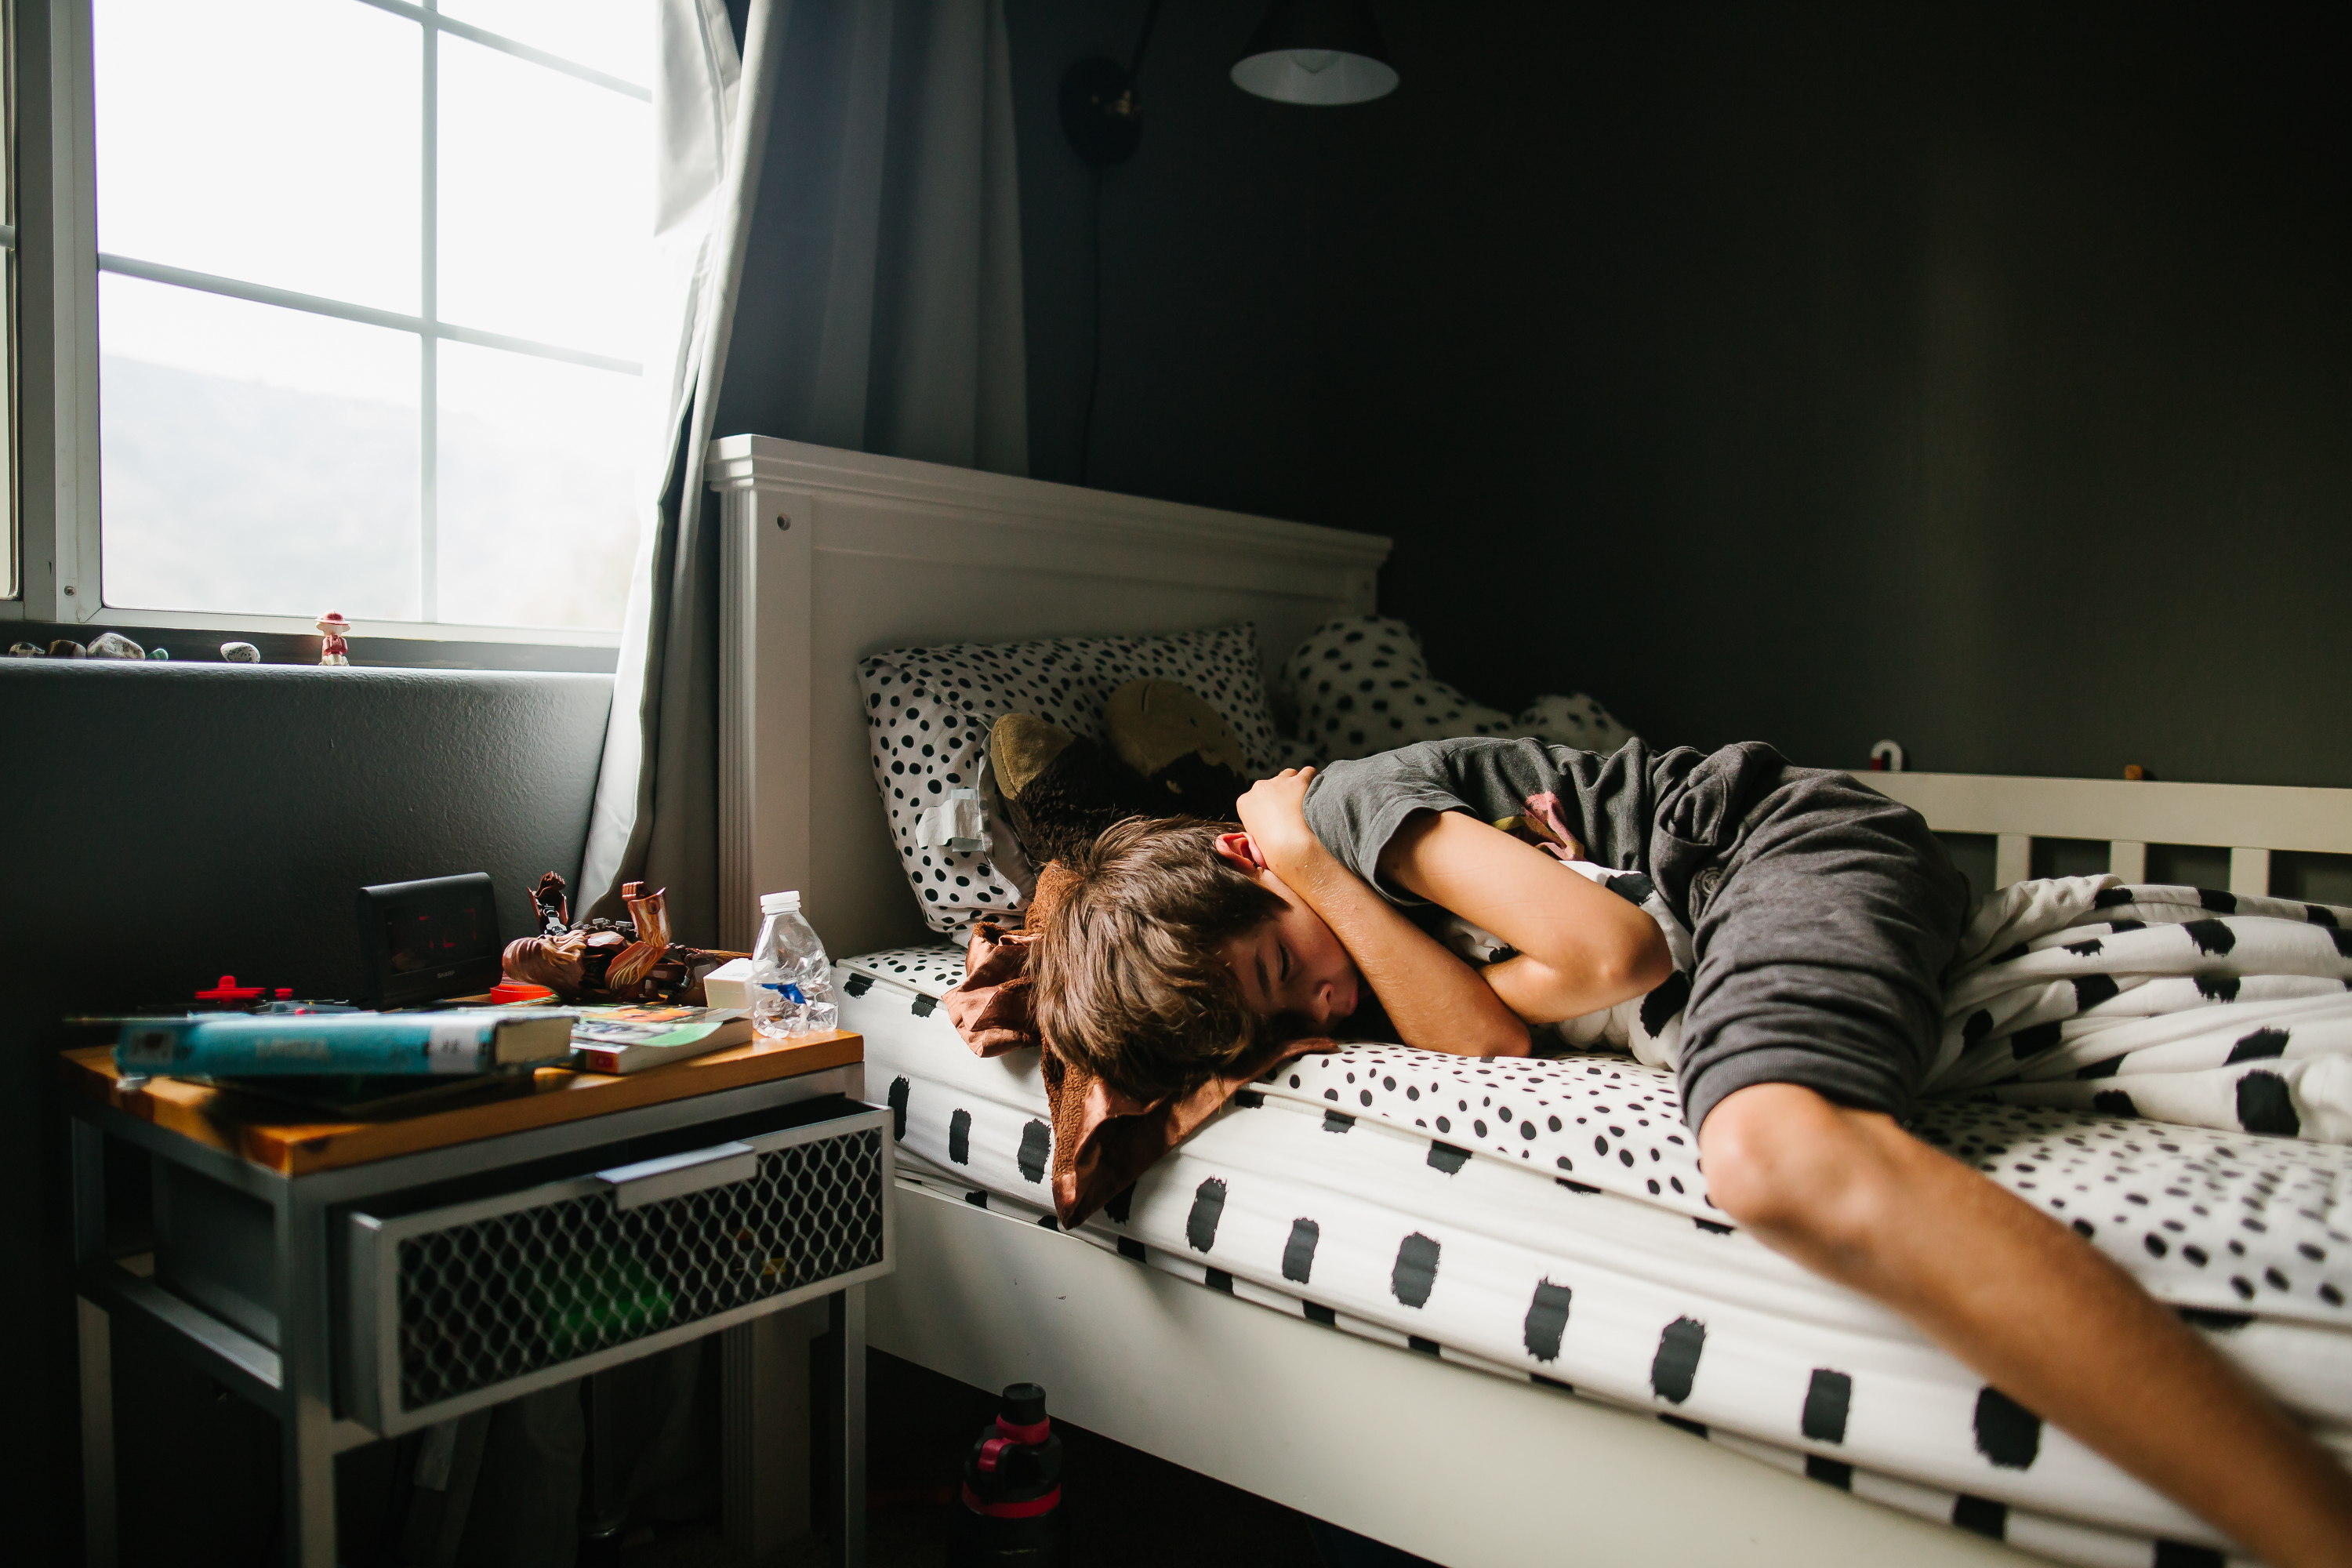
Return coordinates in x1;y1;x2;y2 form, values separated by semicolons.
1230;47;1398;105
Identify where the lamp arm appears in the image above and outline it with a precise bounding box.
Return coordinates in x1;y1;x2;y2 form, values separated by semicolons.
1127;0;1166;82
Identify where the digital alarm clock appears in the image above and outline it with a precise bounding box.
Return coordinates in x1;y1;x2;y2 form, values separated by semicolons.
356;873;503;1007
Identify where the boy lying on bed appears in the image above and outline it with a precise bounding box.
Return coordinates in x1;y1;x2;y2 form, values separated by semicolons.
1026;737;2352;1568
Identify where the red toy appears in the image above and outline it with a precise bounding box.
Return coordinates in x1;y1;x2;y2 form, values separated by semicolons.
316;610;352;666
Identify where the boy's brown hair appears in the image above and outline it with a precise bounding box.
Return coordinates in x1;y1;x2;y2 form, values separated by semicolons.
1029;816;1284;1104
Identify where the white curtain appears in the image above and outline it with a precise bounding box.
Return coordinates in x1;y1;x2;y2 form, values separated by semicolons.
583;0;1029;927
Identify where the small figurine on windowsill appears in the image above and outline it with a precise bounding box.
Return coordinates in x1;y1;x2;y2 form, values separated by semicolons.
316;611;352;666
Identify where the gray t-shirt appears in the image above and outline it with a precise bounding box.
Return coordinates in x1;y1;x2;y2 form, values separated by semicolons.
1301;735;1799;928
1302;737;1658;904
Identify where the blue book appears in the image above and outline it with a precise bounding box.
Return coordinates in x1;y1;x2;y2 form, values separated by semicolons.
115;1011;576;1078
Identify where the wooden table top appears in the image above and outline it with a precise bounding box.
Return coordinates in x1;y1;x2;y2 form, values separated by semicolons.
60;1030;865;1178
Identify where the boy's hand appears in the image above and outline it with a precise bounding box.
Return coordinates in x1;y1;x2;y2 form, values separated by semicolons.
1236;768;1323;877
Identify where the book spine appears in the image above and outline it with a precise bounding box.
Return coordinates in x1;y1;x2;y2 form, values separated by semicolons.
115;1017;500;1076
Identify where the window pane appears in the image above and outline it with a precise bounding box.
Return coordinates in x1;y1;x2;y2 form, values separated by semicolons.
93;0;420;312
100;275;421;620
436;342;641;631
439;0;649;86
438;34;651;360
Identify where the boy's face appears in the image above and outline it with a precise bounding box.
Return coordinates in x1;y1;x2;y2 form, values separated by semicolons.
1214;860;1363;1030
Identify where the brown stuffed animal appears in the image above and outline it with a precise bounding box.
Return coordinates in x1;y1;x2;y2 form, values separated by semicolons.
989;678;1251;866
1102;678;1249;821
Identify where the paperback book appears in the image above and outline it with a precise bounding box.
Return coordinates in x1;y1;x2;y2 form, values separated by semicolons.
569;1004;754;1075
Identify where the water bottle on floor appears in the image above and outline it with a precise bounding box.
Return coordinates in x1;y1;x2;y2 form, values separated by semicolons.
746;891;836;1039
947;1382;1066;1567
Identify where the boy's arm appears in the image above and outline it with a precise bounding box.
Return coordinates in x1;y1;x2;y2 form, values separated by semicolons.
1377;808;1673;1023
1240;774;1531;1056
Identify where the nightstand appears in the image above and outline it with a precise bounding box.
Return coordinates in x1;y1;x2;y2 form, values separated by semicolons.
64;1029;889;1568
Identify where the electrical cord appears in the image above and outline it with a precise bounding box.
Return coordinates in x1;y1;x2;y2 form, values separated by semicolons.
1080;162;1106;486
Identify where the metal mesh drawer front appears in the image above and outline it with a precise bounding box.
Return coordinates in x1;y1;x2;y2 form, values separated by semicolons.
394;1125;884;1414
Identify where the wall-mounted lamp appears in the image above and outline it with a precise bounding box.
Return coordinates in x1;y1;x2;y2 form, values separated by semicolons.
1231;0;1397;106
1058;0;1398;169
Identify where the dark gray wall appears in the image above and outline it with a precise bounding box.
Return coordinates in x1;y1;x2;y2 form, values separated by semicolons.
0;663;611;1559
980;1;2350;787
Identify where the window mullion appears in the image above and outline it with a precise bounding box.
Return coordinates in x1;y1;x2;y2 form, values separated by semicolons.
16;0;103;624
419;5;438;623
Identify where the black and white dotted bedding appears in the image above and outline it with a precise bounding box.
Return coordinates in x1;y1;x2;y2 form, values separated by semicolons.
1931;879;2352;1145
1270;615;1634;771
840;946;2352;1565
1436;869;2352;1150
858;624;1281;933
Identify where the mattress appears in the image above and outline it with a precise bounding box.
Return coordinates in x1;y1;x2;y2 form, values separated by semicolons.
838;945;2352;1568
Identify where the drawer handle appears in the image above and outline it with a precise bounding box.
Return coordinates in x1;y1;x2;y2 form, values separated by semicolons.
594;1142;759;1210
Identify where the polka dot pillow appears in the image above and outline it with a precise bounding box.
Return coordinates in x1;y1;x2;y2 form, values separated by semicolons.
860;623;1280;932
1271;615;1635;768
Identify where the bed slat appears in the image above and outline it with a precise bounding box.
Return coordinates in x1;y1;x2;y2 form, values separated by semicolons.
1994;833;2032;888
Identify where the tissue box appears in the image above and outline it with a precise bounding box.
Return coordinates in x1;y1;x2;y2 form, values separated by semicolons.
701;957;756;1011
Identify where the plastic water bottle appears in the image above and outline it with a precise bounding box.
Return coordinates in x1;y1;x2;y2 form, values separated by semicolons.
746;891;836;1039
947;1383;1066;1567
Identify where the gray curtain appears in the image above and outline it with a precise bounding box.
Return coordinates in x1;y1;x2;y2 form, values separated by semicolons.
583;0;1029;934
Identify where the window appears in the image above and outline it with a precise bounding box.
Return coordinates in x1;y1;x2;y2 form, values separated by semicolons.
28;0;650;642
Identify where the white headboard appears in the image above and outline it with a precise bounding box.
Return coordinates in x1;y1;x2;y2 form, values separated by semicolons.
706;435;1392;955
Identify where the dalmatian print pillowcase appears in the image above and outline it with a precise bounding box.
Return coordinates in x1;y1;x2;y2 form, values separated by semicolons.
1272;615;1635;768
860;623;1280;933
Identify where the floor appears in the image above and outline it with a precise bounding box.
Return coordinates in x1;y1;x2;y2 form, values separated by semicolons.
615;1350;1421;1568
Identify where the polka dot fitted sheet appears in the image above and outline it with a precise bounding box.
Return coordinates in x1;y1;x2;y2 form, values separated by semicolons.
840;948;2352;1564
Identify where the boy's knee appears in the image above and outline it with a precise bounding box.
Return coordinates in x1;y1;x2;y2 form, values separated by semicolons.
1697;1083;1901;1248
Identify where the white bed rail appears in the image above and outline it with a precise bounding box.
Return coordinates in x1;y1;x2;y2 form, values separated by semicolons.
1856;769;2352;896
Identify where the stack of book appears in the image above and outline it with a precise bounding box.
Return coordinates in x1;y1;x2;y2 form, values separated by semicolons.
111;1003;756;1115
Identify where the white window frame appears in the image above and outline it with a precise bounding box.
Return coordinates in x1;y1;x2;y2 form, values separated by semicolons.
4;0;647;652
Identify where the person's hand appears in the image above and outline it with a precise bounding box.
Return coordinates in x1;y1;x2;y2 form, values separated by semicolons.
1236;767;1323;878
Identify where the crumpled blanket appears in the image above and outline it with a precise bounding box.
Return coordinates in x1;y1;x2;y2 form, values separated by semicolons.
1435;871;2352;1142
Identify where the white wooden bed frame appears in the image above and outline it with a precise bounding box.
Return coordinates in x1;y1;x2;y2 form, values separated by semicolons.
707;433;2352;1566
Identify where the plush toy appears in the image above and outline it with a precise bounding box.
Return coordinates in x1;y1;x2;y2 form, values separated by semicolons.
990;677;1251;866
989;713;1160;867
1102;678;1249;820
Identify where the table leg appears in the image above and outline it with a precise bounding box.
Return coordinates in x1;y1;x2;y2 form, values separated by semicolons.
71;1118;116;1568
278;1191;339;1568
78;1296;116;1568
832;1286;867;1568
724;1307;820;1555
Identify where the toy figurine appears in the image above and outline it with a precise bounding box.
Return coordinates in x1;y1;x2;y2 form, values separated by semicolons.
500;875;747;1004
530;871;572;937
316;611;352;666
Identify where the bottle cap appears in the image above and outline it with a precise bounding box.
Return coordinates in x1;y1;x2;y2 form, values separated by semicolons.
759;891;802;914
999;1382;1047;1427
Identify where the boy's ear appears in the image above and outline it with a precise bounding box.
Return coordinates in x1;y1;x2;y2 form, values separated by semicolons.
1214;832;1268;873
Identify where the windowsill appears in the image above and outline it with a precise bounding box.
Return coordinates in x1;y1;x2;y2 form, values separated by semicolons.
2;614;619;673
